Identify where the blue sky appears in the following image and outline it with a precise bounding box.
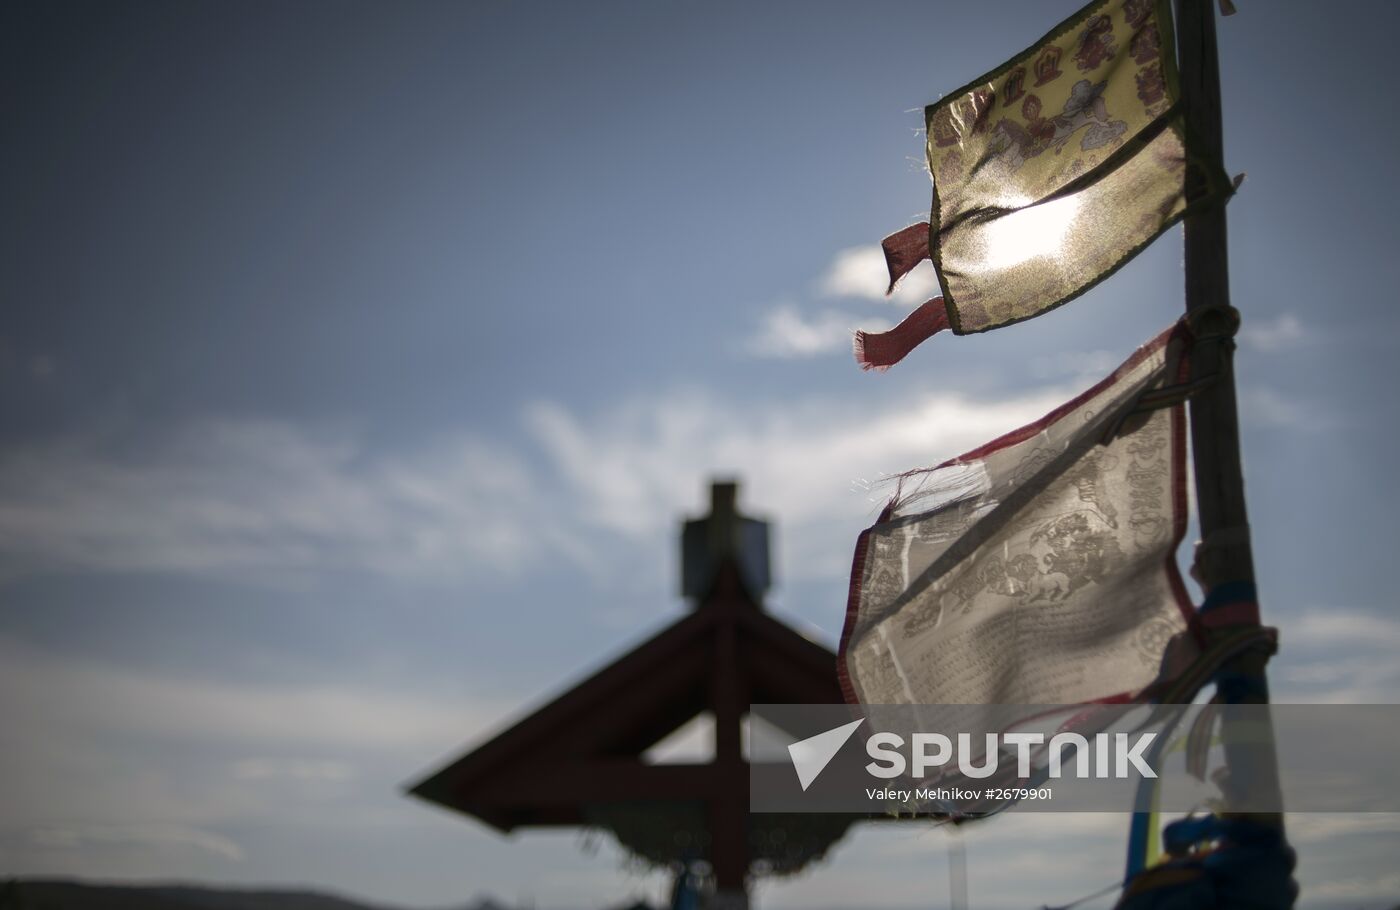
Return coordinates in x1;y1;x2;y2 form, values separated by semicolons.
3;1;1400;907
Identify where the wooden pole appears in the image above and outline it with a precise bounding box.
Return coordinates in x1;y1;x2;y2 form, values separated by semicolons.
1174;0;1285;827
708;567;751;909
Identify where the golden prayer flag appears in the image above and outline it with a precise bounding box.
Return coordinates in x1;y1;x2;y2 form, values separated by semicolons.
855;0;1231;369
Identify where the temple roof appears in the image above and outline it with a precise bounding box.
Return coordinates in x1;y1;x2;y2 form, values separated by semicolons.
406;561;842;833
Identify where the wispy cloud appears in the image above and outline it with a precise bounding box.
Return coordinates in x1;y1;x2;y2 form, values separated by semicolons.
0;634;679;899
0;420;558;582
1237;385;1331;431
1305;870;1400;901
761;814;1127;909
526;385;1065;581
0;635;511;844
25;824;245;861
0;387;1067;588
744;304;882;359
820;244;939;306
0;636;505;757
763;808;1400;909
744;244;935;362
1285;813;1400;844
1027;349;1122;381
1241;313;1306;353
1288;610;1400;651
1271;608;1400;703
231;758;357;782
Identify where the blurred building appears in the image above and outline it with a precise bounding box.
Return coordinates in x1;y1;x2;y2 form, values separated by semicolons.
409;480;852;910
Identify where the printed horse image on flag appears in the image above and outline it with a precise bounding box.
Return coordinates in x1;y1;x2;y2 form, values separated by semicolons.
840;324;1193;708
855;0;1232;369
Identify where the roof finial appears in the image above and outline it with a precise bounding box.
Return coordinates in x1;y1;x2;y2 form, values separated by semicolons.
680;478;771;604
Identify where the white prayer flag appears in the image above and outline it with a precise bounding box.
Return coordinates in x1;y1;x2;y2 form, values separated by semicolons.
840;325;1192;708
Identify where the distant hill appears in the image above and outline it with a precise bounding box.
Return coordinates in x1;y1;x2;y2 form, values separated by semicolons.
0;880;392;910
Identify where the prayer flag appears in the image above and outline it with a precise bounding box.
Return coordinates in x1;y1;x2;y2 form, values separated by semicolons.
855;0;1230;369
840;324;1193;707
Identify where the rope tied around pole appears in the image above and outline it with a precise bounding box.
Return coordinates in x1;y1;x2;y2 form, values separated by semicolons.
1100;311;1237;442
1191;527;1251;589
1185;303;1241;345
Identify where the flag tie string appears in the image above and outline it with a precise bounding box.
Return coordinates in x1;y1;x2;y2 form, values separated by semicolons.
853;298;950;371
854;223;944;370
1100;307;1244;441
1185;303;1241;344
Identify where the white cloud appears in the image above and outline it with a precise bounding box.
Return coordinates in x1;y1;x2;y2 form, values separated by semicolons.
1027;349;1121;381
820;245;940;306
1285;813;1400;844
1238;385;1317;430
526;385;1065;581
1271;608;1400;703
1287;609;1400;651
745;304;883;359
0;636;506;763
231;758;357;782
1305;870;1400;901
0;420;564;583
0;384;1066;589
25;824;244;861
744;243;940;362
1241;313;1305;353
0;634;512;843
760;814;1128;909
0;637;680;903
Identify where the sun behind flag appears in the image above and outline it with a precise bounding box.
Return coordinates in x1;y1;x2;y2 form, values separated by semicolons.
855;0;1232;369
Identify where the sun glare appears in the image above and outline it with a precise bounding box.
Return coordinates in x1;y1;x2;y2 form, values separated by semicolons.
979;194;1083;272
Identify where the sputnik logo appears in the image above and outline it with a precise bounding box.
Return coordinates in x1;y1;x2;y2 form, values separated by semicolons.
787;718;864;791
